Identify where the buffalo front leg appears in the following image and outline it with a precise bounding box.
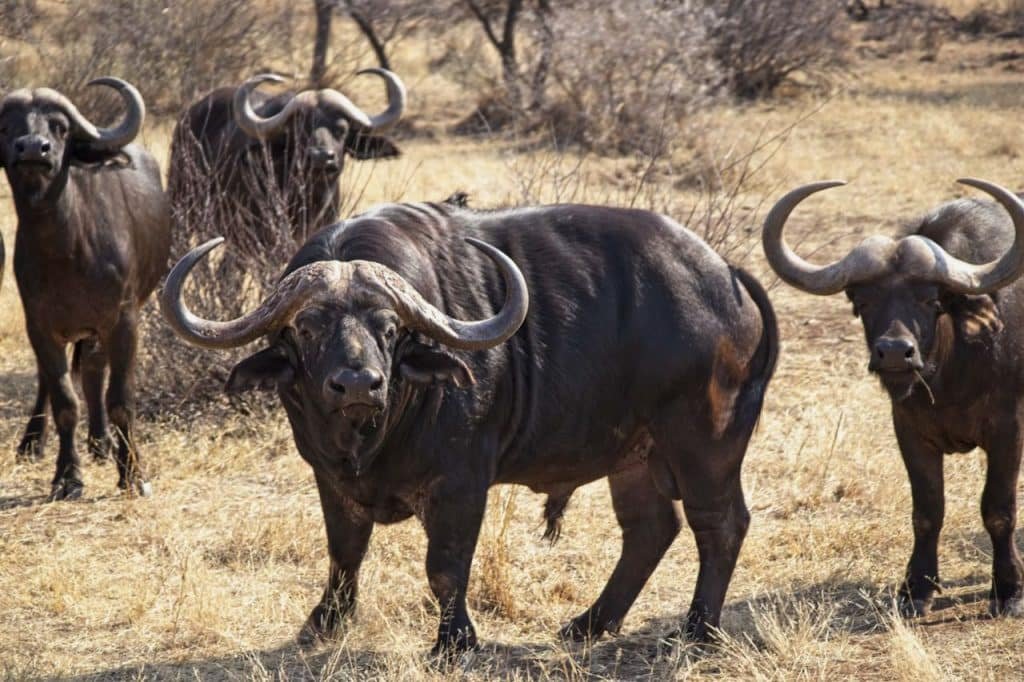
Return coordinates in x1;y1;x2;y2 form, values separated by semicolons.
28;331;82;501
560;465;682;642
105;311;150;496
298;472;374;647
982;425;1024;616
894;415;945;616
422;482;487;657
78;339;112;462
16;359;49;461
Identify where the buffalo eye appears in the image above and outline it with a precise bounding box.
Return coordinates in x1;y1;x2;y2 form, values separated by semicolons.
48;119;67;137
383;325;396;341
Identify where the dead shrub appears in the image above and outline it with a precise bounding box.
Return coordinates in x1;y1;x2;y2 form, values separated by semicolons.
10;0;297;119
709;0;850;99
541;1;717;156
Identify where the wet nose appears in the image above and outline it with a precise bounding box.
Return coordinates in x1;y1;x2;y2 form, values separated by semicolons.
872;336;920;372
14;135;52;162
324;367;384;406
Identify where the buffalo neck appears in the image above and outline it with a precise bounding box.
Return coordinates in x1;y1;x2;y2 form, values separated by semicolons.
11;163;83;250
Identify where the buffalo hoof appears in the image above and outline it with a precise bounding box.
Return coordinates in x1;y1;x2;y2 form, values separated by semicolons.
48;478;84;502
87;436;112;463
296;602;352;649
429;633;478;664
15;439;44;463
897;595;932;618
558;612;608;643
989;596;1024;617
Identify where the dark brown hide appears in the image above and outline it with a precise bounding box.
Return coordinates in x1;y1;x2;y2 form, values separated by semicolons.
0;81;170;500
163;200;780;654
765;184;1024;619
167;74;403;251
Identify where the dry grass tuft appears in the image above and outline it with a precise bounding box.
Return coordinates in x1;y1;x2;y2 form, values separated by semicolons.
3;3;1024;680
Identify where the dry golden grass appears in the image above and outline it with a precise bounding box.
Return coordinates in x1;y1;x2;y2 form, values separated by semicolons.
4;12;1024;681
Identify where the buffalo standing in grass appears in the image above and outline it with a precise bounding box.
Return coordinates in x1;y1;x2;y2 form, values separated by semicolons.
168;69;405;250
764;178;1024;617
0;78;170;499
161;200;778;654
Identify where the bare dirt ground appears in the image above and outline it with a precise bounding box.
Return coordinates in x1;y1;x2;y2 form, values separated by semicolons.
4;11;1024;681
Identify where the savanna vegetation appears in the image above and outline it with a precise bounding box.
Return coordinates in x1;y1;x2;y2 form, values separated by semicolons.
2;0;1024;678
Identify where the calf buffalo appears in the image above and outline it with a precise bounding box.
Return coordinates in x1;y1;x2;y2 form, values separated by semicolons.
0;78;170;499
763;178;1024;617
161;201;778;653
168;69;405;249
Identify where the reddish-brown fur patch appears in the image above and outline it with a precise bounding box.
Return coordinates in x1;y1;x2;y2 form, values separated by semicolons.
708;337;750;439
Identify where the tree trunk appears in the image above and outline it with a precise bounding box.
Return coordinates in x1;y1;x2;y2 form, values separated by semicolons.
311;0;333;87
345;3;392;71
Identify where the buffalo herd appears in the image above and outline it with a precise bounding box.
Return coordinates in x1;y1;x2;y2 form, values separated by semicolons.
1;71;1022;655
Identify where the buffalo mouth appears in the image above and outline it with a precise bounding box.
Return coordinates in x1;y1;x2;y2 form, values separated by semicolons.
13;158;55;174
871;366;934;403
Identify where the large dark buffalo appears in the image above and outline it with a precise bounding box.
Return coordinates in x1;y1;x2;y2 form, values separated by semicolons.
0;78;170;500
161;201;778;654
763;178;1024;617
168;69;405;248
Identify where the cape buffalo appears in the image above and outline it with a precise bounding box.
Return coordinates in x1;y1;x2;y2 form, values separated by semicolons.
0;78;170;500
161;201;778;653
168;69;405;251
763;178;1024;617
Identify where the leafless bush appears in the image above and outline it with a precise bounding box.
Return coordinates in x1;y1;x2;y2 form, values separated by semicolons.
449;1;844;154
709;0;850;99
23;0;295;118
339;0;448;70
542;1;716;155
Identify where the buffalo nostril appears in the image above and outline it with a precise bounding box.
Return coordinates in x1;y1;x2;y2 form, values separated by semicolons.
328;379;346;395
369;374;383;390
14;140;25;154
904;346;915;359
877;347;885;359
40;141;50;154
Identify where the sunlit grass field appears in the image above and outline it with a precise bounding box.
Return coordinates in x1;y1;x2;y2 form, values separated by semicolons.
3;9;1024;680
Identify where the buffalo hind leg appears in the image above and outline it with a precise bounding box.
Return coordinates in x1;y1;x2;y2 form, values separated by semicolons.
422;480;487;657
105;311;150;496
650;413;753;642
982;425;1024;616
16;359;49;461
560;465;682;642
298;472;374;647
79;339;112;463
894;415;945;616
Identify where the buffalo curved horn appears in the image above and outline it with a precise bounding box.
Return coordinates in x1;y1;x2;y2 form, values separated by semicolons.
764;179;1024;296
26;77;144;150
319;68;406;132
232;73;310;140
160;238;528;352
927;178;1024;294
233;69;406;140
762;180;882;295
159;238;338;349
378;238;528;351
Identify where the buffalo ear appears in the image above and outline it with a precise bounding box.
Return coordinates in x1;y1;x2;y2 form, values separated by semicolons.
345;131;401;160
399;345;475;388
945;293;1004;342
226;346;295;394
